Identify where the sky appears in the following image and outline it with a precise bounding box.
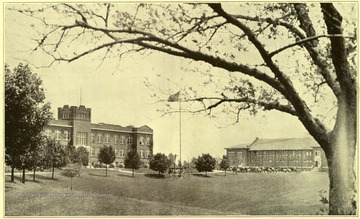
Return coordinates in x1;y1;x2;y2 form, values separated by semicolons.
3;3;330;162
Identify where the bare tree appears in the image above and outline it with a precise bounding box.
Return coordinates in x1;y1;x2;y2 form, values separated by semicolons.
9;3;357;214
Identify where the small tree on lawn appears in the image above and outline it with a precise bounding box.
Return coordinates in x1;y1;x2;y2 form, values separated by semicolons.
43;138;68;179
27;138;46;181
61;164;81;191
195;154;216;176
124;148;141;177
66;144;89;177
219;155;231;176
149;153;171;176
98;145;116;176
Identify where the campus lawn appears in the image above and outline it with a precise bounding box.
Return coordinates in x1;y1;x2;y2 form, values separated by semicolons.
5;168;329;216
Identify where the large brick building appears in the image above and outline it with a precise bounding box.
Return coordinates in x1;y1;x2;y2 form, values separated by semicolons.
44;105;153;167
225;137;327;170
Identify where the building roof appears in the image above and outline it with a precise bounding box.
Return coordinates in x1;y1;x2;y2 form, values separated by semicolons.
91;123;153;134
48;120;153;134
226;137;320;151
225;143;250;149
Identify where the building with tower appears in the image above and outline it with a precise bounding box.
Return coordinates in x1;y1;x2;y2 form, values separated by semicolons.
44;105;153;167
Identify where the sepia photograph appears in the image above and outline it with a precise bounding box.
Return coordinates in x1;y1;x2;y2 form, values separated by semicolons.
3;1;358;216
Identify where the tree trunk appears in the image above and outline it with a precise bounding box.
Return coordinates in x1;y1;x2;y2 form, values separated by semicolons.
22;167;25;184
11;166;14;182
225;169;227;176
51;165;54;179
132;169;134;177
326;96;357;215
71;177;73;191
105;165;107;176
33;168;36;181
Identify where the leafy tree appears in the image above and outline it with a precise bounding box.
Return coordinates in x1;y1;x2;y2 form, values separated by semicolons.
98;145;116;176
10;3;358;214
168;153;177;168
149;153;171;176
219;155;231;176
27;138;46;181
43;138;68;179
190;157;198;169
71;146;90;166
5;63;52;182
65;145;89;177
195;154;216;176
124;148;141;177
61;164;81;190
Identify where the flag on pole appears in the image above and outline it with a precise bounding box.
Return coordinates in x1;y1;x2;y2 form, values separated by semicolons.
167;91;180;102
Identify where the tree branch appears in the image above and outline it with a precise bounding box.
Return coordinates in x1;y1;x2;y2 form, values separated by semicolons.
186;97;297;116
294;3;341;97
63;3;88;23
321;3;356;98
209;3;331;148
269;34;356;57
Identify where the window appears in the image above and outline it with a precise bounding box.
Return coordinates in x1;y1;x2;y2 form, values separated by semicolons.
115;149;118;157
140;149;144;158
146;137;151;145
91;133;95;143
76;132;87;145
127;136;132;145
55;130;61;140
120;149;125;158
146;150;151;158
45;129;51;138
79;113;86;119
114;135;118;144
64;131;70;141
139;136;144;145
97;134;102;143
91;147;95;156
105;134;110;143
120;136;125;144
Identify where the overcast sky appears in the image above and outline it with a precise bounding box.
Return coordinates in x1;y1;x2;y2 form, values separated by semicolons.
4;3;324;162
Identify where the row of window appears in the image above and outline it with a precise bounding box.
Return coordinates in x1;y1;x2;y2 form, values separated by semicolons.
61;112;88;119
90;133;151;145
44;130;152;146
248;151;313;156
91;148;151;158
45;129;70;141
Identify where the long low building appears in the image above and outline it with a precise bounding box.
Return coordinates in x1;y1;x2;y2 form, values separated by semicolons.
225;137;327;170
44;105;154;167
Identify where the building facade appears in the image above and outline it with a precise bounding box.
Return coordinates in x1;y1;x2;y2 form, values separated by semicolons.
44;105;153;167
225;137;328;170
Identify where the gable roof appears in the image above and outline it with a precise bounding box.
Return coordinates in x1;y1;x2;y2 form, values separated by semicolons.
226;137;320;151
249;138;319;151
225;143;250;149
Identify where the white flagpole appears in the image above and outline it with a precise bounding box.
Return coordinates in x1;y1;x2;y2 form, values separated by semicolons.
179;98;182;169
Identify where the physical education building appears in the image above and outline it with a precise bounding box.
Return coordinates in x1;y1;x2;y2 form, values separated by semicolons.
225;137;327;170
44;105;153;166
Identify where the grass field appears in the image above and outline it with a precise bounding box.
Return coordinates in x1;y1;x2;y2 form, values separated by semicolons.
5;168;329;216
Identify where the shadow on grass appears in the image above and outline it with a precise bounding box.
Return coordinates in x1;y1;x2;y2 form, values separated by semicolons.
87;172;111;177
117;173;136;178
192;173;211;178
144;173;166;179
